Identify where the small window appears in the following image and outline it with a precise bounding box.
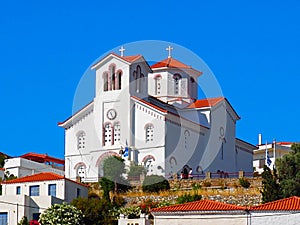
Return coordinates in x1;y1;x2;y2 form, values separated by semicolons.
104;123;113;146
114;123;121;143
48;184;56;197
173;74;182;95
145;124;154;143
76;188;81;198
77;131;86;150
16;186;21;195
155;76;162;95
29;185;40;196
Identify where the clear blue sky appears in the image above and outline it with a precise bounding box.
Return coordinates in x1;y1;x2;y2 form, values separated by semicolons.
0;1;299;159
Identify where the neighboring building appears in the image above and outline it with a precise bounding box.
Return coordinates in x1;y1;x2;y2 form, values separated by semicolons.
118;213;150;225
151;199;248;225
59;51;255;182
151;196;300;225
4;152;65;178
253;135;293;173
250;196;300;225
0;172;88;224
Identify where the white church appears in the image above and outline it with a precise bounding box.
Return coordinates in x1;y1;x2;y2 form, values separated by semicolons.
58;47;254;182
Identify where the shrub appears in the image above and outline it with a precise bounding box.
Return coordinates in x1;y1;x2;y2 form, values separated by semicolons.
239;177;251;188
142;175;170;193
202;180;211;187
176;193;202;204
192;183;202;191
18;216;29;225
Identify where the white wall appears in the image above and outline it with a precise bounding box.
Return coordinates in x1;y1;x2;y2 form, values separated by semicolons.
154;213;248;225
251;212;300;225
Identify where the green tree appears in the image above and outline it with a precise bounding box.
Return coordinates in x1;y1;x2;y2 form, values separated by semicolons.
72;197;115;225
277;143;300;198
102;156;130;195
142;175;170;193
127;163;146;181
261;165;282;203
39;203;84;225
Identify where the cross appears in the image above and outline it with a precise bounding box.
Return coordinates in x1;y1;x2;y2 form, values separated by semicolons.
119;46;125;57
166;45;173;58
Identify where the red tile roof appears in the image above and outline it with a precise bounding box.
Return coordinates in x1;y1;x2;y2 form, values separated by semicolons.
151;200;246;212
21;152;65;165
151;57;192;69
151;57;202;76
187;97;224;109
121;55;142;63
2;172;89;187
250;196;300;211
3;172;64;184
0;168;4;171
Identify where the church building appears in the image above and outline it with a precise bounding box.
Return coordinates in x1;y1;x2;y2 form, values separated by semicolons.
58;47;254;182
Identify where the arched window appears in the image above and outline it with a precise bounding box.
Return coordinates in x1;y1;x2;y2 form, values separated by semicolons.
154;75;162;95
116;70;122;90
109;64;116;91
114;123;121;143
134;65;143;93
77;131;86;150
103;72;108;91
173;74;182;95
145;124;154;143
103;123;113;146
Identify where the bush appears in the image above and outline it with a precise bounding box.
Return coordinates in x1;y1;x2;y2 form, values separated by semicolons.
18;216;29;225
202;180;211;187
142;175;170;193
176;193;202;204
239;178;251;188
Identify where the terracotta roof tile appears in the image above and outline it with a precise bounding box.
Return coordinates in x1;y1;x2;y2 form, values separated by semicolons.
21;152;65;165
0;168;4;171
250;196;300;211
3;172;64;184
151;200;246;212
151;57;191;69
187;97;224;109
121;55;142;63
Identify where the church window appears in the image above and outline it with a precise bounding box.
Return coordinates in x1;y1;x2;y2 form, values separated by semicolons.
77;131;86;150
104;123;113;146
103;72;109;91
114;123;121;143
77;165;86;178
173;74;182;95
134;65;143;93
116;70;122;90
184;130;190;149
154;75;162;95
109;64;116;91
145;124;154;143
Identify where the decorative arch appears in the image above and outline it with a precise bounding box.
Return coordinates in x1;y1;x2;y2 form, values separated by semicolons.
142;155;156;163
73;162;87;170
95;151;120;167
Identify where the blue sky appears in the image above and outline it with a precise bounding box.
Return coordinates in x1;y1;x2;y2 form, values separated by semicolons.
0;1;299;159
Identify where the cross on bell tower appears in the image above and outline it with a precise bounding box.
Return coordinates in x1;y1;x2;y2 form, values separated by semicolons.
166;45;173;58
119;46;125;57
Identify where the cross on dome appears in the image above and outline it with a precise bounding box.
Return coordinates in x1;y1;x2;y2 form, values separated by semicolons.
166;45;173;58
119;46;125;57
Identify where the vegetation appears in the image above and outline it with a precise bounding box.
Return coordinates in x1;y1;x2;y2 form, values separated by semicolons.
176;193;202;204
127;163;146;180
18;216;29;225
39;203;84;225
72;196;118;225
277;143;300;198
261;165;282;203
142;175;170;193
118;206;141;219
239;177;251;188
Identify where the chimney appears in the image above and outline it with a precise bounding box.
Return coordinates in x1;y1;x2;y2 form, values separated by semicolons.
258;134;262;145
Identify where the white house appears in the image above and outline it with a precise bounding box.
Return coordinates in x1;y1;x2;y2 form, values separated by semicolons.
58;51;255;182
151;199;248;225
250;196;300;225
4;152;65;178
151;196;300;225
0;172;88;224
253;135;293;173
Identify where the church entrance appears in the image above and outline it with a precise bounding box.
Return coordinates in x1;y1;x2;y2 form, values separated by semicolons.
181;165;190;179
